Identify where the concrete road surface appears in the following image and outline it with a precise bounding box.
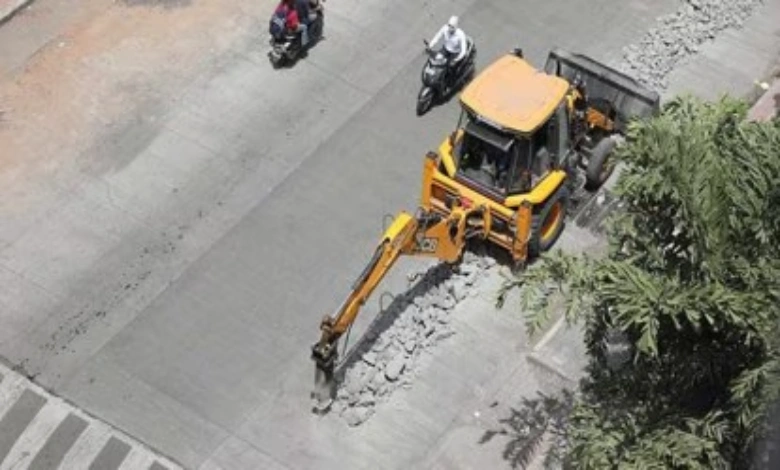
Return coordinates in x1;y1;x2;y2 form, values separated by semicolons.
0;0;778;468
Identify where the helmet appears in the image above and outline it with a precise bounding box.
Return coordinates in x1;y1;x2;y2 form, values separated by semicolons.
447;16;458;31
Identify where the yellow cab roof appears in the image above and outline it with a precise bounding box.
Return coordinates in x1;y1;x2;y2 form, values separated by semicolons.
460;54;569;134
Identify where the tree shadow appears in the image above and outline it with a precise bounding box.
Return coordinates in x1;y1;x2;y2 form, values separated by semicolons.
480;390;574;470
753;399;780;469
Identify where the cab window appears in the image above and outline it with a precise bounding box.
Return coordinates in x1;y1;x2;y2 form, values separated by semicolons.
508;140;532;194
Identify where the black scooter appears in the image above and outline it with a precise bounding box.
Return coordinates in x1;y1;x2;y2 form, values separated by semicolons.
268;0;325;68
416;37;476;116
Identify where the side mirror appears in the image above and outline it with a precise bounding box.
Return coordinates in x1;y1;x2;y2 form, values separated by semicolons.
513;47;524;58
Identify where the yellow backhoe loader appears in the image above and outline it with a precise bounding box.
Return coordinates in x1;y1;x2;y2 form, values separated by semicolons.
311;47;659;410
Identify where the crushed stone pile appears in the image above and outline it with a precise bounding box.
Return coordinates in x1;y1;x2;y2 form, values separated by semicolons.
618;0;764;90
333;251;496;426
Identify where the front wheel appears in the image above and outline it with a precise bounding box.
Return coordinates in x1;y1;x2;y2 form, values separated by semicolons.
310;15;324;42
416;86;434;116
268;50;283;68
528;187;569;258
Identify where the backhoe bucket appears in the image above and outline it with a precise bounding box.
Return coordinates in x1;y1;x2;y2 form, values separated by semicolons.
312;365;334;413
311;341;337;413
544;48;660;131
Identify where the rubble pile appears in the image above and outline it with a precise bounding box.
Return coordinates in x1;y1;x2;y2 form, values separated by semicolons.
334;252;496;426
619;0;763;90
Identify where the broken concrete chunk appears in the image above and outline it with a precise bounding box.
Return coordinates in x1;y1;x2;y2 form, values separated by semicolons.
411;307;425;324
351;362;368;377
413;295;432;310
385;356;406;381
362;351;377;366
343;406;373;427
464;271;479;287
358;391;376;407
432;294;456;310
459;261;479;275
369;371;386;391
360;367;378;389
449;278;468;301
372;337;392;353
332;400;346;414
345;376;363;395
379;345;400;363
435;328;456;343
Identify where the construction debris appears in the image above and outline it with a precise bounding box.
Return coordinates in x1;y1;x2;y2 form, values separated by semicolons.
618;0;764;90
333;252;489;426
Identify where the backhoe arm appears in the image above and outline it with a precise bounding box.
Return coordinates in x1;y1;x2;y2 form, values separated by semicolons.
311;203;490;409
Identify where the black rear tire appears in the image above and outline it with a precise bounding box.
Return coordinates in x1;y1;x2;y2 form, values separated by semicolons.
528;186;569;258
585;137;617;190
417;87;434;116
269;51;283;69
311;15;324;42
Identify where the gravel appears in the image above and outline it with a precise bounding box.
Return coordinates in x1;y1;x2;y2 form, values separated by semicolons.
334;252;490;426
616;0;764;91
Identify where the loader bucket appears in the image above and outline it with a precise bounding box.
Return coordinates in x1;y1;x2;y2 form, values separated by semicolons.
544;48;660;132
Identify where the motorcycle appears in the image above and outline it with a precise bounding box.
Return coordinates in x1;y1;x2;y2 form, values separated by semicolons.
268;0;325;68
416;37;476;116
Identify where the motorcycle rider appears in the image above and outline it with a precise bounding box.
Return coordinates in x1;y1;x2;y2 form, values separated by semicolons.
294;0;312;46
427;16;468;79
270;0;302;41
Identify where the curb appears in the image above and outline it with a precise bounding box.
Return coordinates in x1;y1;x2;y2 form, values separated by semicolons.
747;78;780;122
0;0;33;25
526;353;576;384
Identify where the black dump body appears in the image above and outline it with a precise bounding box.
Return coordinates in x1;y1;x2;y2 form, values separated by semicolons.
544;48;660;133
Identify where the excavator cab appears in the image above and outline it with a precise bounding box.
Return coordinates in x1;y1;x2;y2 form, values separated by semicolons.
448;101;572;198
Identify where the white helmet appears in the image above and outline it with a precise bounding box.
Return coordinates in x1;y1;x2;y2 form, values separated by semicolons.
447;16;459;30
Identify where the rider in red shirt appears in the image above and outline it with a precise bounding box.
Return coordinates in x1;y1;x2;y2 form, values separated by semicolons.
271;0;300;37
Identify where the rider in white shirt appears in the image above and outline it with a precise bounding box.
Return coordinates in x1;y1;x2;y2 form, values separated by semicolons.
428;16;468;69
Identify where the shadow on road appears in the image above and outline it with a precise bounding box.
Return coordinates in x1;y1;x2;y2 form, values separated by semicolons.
479;390;574;470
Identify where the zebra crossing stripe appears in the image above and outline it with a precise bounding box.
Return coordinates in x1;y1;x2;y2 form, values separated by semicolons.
58;422;113;470
149;461;170;470
0;364;182;470
27;413;88;470
1;395;71;469
0;390;46;465
88;436;131;470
